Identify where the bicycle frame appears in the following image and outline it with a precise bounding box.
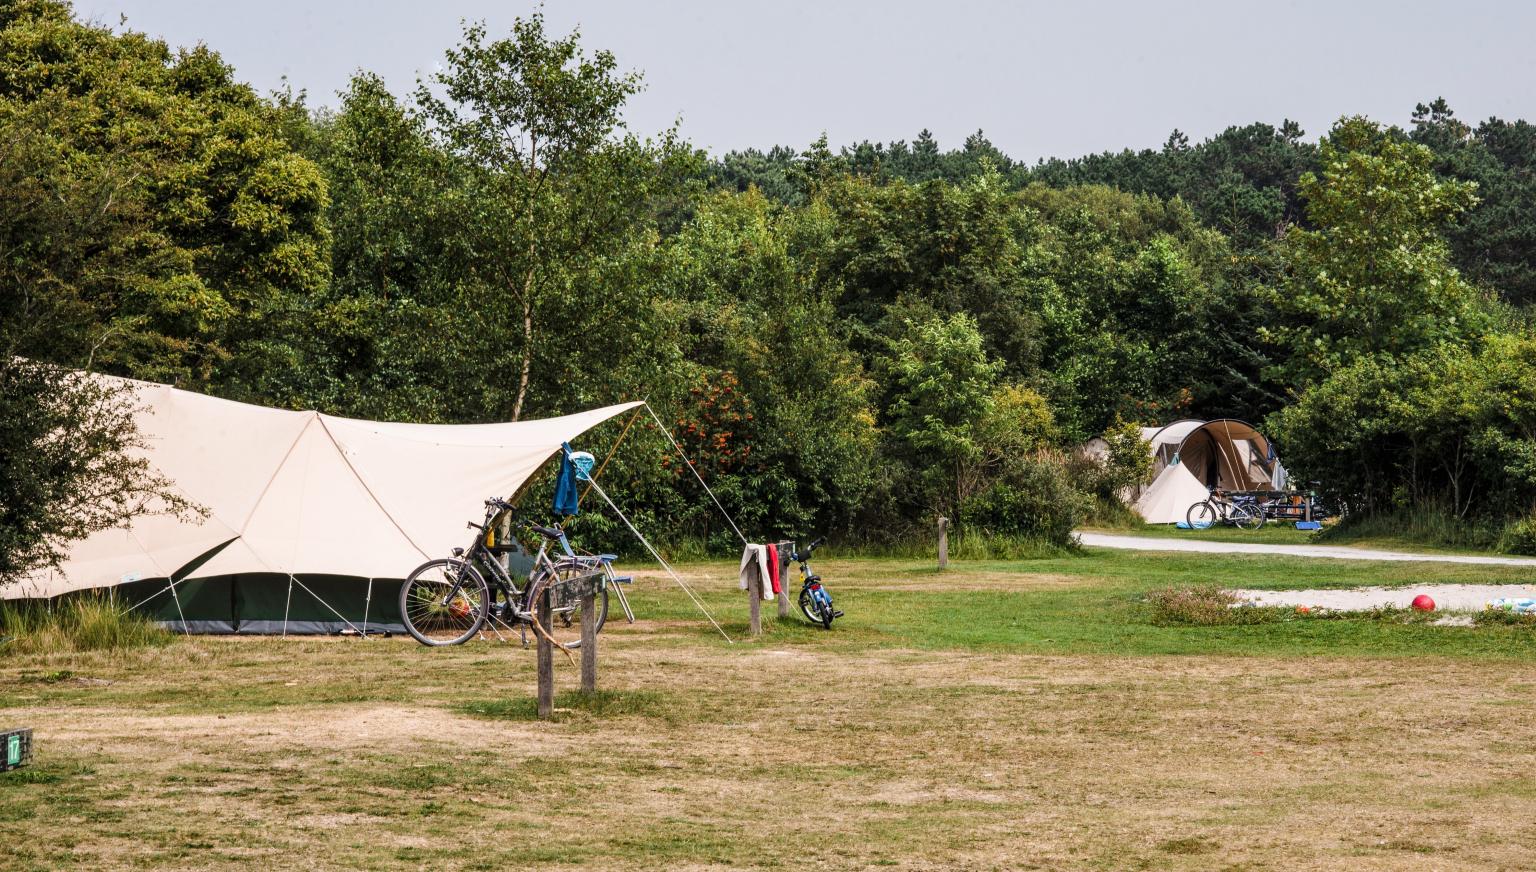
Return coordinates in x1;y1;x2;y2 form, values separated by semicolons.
453;509;629;626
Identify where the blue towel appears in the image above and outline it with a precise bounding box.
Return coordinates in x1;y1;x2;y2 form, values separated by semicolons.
552;442;580;517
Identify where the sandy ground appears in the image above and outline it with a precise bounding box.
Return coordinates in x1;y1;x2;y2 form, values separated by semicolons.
1229;583;1536;611
1078;531;1536;566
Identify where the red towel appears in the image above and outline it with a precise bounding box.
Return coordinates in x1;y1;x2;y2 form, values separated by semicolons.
766;543;781;595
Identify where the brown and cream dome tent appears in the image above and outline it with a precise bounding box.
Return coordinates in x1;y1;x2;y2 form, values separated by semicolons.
2;375;641;634
1132;419;1285;524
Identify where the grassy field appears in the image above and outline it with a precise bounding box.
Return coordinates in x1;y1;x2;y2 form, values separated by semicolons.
4;547;1536;870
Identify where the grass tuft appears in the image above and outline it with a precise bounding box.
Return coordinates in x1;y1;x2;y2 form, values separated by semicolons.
0;596;173;657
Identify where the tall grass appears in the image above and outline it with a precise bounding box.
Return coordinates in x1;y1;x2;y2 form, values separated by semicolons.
1079;494;1144;530
0;596;173;657
1316;505;1500;552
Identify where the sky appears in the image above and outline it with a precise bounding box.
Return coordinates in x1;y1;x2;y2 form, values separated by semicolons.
82;0;1536;162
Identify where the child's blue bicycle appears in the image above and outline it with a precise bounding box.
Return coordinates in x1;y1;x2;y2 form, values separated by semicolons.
792;538;842;629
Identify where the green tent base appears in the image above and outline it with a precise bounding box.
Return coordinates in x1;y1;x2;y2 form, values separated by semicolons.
112;544;535;635
118;574;406;635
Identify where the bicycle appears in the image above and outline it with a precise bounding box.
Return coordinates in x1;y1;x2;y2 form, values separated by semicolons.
397;498;629;647
790;538;842;629
1186;490;1262;530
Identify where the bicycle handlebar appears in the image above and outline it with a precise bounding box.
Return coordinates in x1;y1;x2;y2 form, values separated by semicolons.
792;537;825;562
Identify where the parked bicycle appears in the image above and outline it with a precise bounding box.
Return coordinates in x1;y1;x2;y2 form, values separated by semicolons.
397;498;631;647
1186;490;1262;530
791;538;842;629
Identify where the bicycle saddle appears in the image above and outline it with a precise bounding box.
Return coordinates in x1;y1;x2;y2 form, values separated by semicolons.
526;522;564;540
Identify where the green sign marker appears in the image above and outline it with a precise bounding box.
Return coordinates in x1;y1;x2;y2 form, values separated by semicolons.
6;735;17;766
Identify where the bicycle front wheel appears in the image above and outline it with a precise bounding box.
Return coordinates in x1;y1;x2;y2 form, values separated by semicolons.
1187;501;1218;530
399;558;490;646
799;586;825;625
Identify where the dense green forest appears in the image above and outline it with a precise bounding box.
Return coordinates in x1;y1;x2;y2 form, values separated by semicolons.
7;0;1536;572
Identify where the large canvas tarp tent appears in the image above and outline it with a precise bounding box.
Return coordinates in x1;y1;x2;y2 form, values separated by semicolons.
3;376;640;633
1133;419;1282;524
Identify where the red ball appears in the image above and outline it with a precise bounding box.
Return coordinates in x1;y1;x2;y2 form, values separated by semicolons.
1411;594;1436;611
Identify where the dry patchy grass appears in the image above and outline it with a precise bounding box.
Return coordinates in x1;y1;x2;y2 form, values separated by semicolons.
3;555;1535;870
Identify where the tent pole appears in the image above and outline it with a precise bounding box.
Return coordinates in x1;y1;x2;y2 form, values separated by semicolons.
362;578;373;639
282;575;294;638
580;407;642;503
166;577;190;636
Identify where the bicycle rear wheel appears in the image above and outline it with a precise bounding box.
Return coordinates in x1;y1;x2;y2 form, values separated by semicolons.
1234;503;1265;530
1234;503;1259;531
399;559;489;646
525;564;609;649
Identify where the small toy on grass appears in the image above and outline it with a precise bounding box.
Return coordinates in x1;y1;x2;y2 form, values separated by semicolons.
1486;597;1536;614
1411;594;1436;611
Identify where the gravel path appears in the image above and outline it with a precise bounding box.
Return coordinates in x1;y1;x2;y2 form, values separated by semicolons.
1078;531;1536;567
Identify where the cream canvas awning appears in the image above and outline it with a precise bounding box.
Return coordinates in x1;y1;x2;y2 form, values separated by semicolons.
7;376;640;599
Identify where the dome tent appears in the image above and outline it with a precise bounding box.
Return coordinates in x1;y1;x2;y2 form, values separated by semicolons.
3;375;641;634
1132;419;1281;524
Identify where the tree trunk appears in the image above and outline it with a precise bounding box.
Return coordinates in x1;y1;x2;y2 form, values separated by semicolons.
510;263;536;422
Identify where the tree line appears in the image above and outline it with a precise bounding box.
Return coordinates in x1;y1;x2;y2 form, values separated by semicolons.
6;0;1536;577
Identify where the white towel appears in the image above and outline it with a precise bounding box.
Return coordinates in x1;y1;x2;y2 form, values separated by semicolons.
738;544;775;601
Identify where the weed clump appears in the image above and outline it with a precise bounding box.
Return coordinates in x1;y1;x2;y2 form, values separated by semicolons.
1145;585;1282;626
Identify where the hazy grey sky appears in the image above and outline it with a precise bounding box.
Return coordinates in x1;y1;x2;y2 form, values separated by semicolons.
82;0;1536;161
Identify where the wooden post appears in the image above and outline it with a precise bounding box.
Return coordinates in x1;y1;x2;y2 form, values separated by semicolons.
536;587;554;719
1305;496;1313;523
937;516;949;570
776;541;791;619
748;570;762;636
580;590;597;693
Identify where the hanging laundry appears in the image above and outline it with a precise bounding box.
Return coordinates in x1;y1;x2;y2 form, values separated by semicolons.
552;441;581;517
765;543;781;595
738;543;774;601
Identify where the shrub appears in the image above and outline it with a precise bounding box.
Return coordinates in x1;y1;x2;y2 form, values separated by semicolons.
960;451;1084;548
0;596;173;657
1498;513;1536;556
